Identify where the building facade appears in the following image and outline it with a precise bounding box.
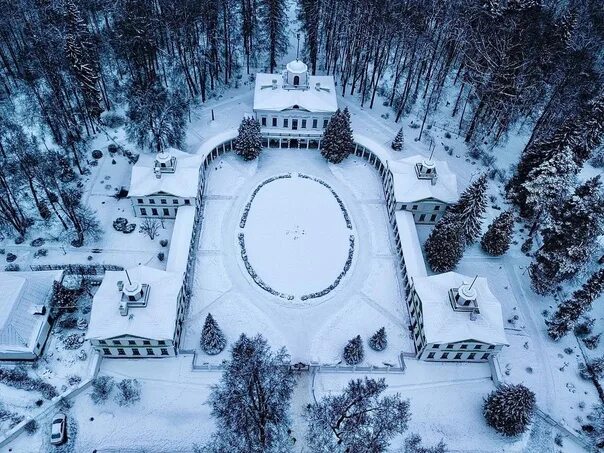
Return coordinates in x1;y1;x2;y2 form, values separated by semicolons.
253;59;338;148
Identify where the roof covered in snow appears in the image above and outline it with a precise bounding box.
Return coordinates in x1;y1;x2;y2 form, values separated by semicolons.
87;266;183;341
412;272;508;346
166;206;196;275
395;211;427;278
129;148;203;198
0;271;62;353
388;156;458;204
254;73;338;113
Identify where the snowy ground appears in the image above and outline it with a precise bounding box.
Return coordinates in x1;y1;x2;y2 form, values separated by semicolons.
184;149;413;366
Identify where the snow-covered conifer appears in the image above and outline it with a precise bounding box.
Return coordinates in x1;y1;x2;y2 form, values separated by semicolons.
448;174;488;245
234;116;262;161
547;269;604;340
391;128;404;151
368;327;387;352
321;108;354;164
425;217;464;273
483;384;536;436
304;377;410;452
481;210;514;256
343;335;364;365
201;313;227;355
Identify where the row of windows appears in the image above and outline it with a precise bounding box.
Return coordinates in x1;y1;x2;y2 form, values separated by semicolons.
427;352;491;360
99;339;166;346
102;347;170;356
261;116;329;130
140;207;174;216
137;198;181;205
432;343;496;351
400;204;441;212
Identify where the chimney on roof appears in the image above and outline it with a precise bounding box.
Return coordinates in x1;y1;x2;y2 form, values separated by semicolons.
154;151;177;176
415;149;438;181
119;270;151;316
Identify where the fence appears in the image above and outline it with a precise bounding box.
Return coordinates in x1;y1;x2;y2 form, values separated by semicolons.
0;351;102;448
29;263;124;275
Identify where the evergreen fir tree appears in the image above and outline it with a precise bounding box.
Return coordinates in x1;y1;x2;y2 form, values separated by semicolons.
547;268;604;340
234;117;262;161
258;0;288;73
481;210;514;256
483;384;536;436
425;216;465;272
200;313;227;355
448;174;488;245
368;327;387;352
321;108;354;164
530;177;604;294
391;128;404;151
204;334;295;451
343;335;364;365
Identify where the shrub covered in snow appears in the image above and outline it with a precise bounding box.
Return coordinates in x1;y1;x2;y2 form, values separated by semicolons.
343;335;364;365
201;313;227;355
24;419;38;435
404;433;447;453
91;376;114;404
579;357;604;380
115;379;141;406
0;366;57;399
483;384;535;436
368;327;387;352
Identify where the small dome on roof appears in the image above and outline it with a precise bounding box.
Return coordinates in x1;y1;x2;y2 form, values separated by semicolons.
286;60;308;74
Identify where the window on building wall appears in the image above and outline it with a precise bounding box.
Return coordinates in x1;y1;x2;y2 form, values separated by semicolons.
118;348;126;355
272;117;277;127
441;352;449;359
432;344;440;349
103;348;111;355
283;119;289;128
128;340;136;345
163;208;170;216
143;340;151;345
137;199;144;204
152;208;158;216
419;214;426;222
184;200;190;205
474;345;482;350
468;353;476;360
161;199;167;205
412;205;418;210
141;208;147;216
488;345;495;350
446;344;454;349
312;119;318;128
158;340;166;345
301;119;307;129
454;353;462;360
323;119;329;128
132;349;140;356
427;352;435;359
173;199;179;204
146;348;154;355
99;340;106;345
112;340;121;345
161;348;169;356
149;199;156;204
261;117;267;126
481;353;490;360
430;214;437;222
401;204;407;210
434;205;441;211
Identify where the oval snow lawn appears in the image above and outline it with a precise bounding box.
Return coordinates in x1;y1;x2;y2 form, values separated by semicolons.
243;176;352;298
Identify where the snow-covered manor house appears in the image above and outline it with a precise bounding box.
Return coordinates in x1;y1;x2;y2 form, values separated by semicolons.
253;59;337;148
387;155;458;224
128;148;203;219
408;273;508;362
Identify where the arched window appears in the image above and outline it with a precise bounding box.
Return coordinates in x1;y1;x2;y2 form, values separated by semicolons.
293;75;300;86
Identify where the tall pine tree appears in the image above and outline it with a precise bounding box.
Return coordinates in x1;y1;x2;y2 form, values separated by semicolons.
200;313;227;355
234;117;262;160
391;128;404;151
481;210;514;256
259;0;288;73
530;177;604;294
425;217;465;273
447;174;488;245
547;269;604;340
321;108;354;164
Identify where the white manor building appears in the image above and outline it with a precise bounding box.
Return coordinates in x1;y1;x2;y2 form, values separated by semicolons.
407;272;508;362
128;148;203;219
253;59;338;148
0;271;63;360
387;155;458;224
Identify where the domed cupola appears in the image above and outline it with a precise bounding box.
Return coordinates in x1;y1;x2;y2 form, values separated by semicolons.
283;59;309;90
